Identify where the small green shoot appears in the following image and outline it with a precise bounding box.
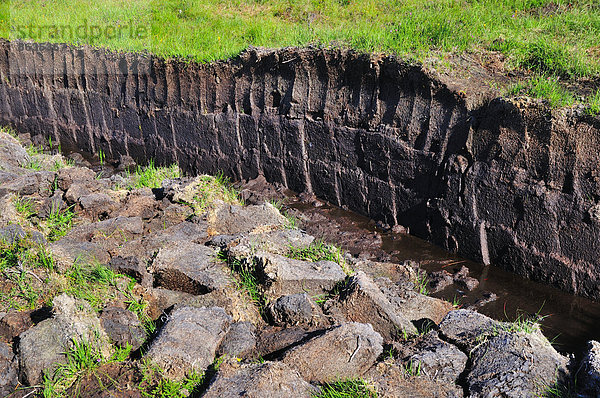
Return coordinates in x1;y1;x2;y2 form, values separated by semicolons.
415;270;429;296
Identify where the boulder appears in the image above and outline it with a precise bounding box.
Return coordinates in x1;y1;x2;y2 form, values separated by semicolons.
226;228;315;258
0;310;34;341
366;362;463;398
17;294;111;385
254;252;346;300
146;306;231;380
218;321;256;359
256;326;311;358
203;360;317;398
206;202;286;235
100;307;146;351
438;309;503;351
467;330;569;397
404;331;467;382
282;322;383;383
266;293;326;327
151;242;230;295
325;271;417;340
0;132;29;170
0;341;18;396
56;167;96;191
581;340;600;395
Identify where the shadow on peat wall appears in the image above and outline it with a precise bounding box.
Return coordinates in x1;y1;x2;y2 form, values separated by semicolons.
1;39;600;299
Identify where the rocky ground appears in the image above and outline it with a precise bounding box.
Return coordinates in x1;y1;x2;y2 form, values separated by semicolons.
0;127;599;397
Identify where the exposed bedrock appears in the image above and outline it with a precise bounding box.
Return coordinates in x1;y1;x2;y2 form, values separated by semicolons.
1;40;599;298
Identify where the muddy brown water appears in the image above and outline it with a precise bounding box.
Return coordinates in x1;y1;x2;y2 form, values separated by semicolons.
283;196;600;355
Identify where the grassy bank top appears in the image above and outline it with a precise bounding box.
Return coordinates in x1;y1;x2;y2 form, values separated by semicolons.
1;0;599;108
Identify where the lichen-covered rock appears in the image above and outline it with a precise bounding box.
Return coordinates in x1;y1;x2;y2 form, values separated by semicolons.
203;359;317;398
438;309;503;351
578;340;600;395
266;293;326;327
150;242;230;295
325;271;417;339
100;307;146;351
467;330;569;397
0;341;18;396
206;202;286;235
226;228;315;257
254;252;346;300
217;321;256;359
17;294;112;385
146;306;231;380
282;322;383;383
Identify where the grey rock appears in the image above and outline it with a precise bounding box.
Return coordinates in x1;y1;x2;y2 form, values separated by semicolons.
206;202;286;235
203;360;317;398
0;224;26;244
0;341;18;396
256;326;310;358
581;340;600;395
79;192;115;211
146;306;231;380
375;276;454;325
266;293;325;327
325;271;418;340
227;228;315;258
151;242;230;295
177;287;262;325
367;362;463;398
56;167;96;191
49;240;111;271
17;294;111;385
406;331;467;382
100;307;146;351
439;309;503;352
468;330;569;397
38;191;66;219
218;321;256;359
107;256;150;286
254;251;346;300
282;322;383;383
0;132;30;170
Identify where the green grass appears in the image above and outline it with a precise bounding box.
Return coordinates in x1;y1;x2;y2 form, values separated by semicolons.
125;159;181;189
46;204;75;242
42;337;105;397
586;89;600;115
13;195;36;219
414;270;429;296
507;75;576;107
220;251;266;311
187;173;243;214
287;240;351;275
3;0;599;79
138;359;205;398
314;378;377;398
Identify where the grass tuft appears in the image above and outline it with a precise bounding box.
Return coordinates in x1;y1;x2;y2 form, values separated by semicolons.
314;378;377;398
125;160;181;189
46;204;75;242
287;240;351;275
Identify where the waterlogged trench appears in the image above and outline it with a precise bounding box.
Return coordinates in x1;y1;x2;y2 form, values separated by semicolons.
280;194;600;355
